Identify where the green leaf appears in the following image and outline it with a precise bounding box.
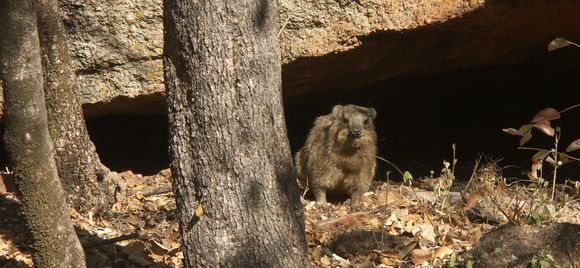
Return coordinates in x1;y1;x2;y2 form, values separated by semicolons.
448;253;456;268
403;171;413;181
526;211;542;225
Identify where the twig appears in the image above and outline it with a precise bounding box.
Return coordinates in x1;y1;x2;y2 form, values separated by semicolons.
300;176;310;199
565;40;580;48
561;153;580;162
551;130;560;201
278;12;292;37
552;197;580;221
559;103;580;114
83;232;140;249
129;185;172;197
464;154;483;191
451;143;457;175
362;153;405;177
517;146;545;151
489;195;517;225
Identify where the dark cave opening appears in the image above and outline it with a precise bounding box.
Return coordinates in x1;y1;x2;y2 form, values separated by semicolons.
85;115;169;176
284;47;580;182
0;48;578;181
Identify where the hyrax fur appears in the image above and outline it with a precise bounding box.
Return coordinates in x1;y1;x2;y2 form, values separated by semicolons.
295;104;377;211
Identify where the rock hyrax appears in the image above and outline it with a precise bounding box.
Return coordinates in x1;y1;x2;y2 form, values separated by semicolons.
295;104;377;211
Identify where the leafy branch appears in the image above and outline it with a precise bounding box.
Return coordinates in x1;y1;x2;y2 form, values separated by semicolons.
502;104;580;201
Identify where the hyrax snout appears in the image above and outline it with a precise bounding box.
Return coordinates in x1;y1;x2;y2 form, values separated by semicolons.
295;104;377;211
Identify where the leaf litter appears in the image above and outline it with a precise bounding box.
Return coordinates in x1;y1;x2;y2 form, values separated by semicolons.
0;161;579;267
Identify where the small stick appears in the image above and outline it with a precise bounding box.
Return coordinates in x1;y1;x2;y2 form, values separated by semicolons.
83;232;140;249
129;185;173;197
278;12;292;37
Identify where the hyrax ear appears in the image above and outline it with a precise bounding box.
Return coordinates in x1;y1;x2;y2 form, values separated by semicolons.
332;105;343;118
367;107;377;119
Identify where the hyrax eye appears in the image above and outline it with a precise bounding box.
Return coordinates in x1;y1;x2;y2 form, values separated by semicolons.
342;117;349;124
364;119;370;125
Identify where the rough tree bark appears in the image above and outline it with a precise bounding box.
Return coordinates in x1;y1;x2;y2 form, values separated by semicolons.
36;0;124;214
0;1;86;267
163;0;308;267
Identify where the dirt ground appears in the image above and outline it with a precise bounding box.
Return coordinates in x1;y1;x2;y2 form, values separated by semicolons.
1;164;579;267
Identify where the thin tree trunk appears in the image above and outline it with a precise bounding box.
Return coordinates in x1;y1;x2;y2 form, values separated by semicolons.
0;1;86;267
36;0;124;214
163;0;308;267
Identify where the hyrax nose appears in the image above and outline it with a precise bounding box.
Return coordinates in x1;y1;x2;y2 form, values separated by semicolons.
350;128;362;138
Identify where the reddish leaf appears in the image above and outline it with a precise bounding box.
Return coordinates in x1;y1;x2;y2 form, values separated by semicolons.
466;192;482;209
531;108;560;123
565;139;580;152
532;150;550;163
502;128;522;136
530;161;542;180
519;131;533;146
496;181;507;193
533;121;555;137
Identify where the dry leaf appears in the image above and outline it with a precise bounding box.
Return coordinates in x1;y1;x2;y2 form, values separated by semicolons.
530;161;542;180
365;217;382;229
565;139;580;152
558;153;570;164
518;124;534;134
385;212;398;226
319;255;331;266
310;246;323;259
502;128;522;136
149;240;169;256
379;256;396;265
548;38;571;51
398;240;418;259
411;248;431;265
532;150;550;163
465;193;482;209
437;224;451;236
401;213;421;226
432;246;454;260
519;131;533;146
122;241;148;258
467;226;482;240
392;208;409;217
533;121;555;137
496;181;507;193
531;108;560;123
417;223;436;244
195;203;204;217
545;156;556;166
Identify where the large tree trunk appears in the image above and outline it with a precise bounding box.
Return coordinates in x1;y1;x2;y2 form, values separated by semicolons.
0;1;86;267
163;1;308;267
36;0;124;214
